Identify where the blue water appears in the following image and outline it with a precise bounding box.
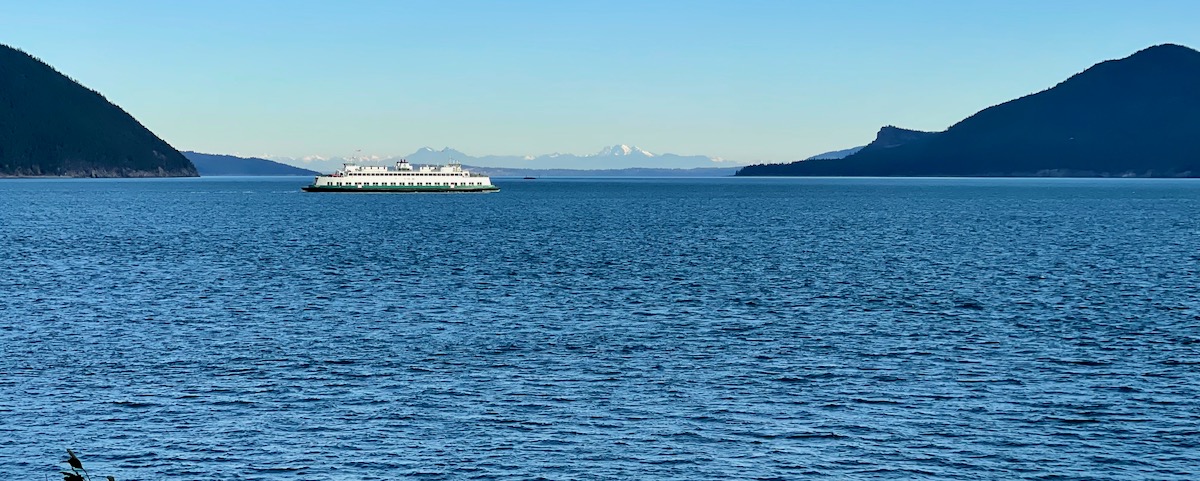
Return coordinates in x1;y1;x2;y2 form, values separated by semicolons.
2;176;1198;480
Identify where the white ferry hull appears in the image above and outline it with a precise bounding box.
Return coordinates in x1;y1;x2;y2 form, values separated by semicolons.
301;160;498;193
302;184;498;193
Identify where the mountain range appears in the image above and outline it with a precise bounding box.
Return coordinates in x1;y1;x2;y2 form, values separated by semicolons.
184;152;319;176
456;165;739;177
738;43;1200;177
5;40;1196;179
276;144;738;173
0;44;196;177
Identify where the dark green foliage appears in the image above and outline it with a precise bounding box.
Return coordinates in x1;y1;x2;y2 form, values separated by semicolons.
183;151;320;176
739;44;1200;177
0;44;197;177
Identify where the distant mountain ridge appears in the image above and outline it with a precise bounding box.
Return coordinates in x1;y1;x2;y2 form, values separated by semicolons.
806;146;864;160
184;152;319;176
738;44;1200;177
277;144;736;173
464;166;739;177
0;44;196;177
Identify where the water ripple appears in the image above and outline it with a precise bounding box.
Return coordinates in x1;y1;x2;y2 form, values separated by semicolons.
1;177;1198;479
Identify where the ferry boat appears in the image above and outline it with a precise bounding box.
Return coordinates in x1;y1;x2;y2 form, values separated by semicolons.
302;160;499;193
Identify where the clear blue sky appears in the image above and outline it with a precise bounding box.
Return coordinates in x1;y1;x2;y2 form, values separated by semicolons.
2;0;1198;164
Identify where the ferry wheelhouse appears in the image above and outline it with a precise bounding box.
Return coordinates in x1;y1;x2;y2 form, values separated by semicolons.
302;160;499;193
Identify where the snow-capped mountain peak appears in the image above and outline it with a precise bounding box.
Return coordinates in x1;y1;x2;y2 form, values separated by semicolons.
593;144;655;157
270;144;743;173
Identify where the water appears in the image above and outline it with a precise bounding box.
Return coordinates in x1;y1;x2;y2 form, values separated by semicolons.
1;176;1198;480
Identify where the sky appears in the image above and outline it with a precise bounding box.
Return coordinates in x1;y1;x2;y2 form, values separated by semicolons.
2;0;1199;165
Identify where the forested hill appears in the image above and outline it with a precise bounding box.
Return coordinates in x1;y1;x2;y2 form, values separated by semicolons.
738;44;1200;177
0;45;197;177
